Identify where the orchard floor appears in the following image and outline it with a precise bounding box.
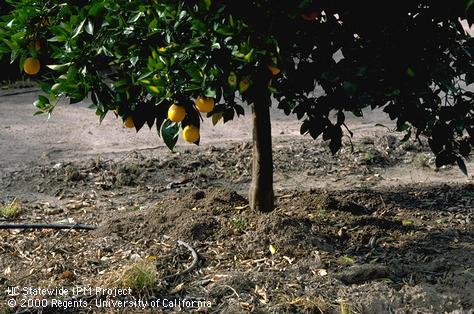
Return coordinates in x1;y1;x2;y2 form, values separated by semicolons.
0;88;473;313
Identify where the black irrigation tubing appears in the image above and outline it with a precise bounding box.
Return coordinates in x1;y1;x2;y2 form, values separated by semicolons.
0;223;97;230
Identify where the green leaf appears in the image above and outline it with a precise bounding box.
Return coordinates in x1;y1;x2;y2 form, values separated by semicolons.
396;122;410;132
467;0;474;11
160;119;180;150
71;19;87;39
47;63;72;71
343;81;357;94
138;71;153;81
212;112;223;125
35;95;50;107
51;83;62;92
33;95;54;114
48;35;67;42
85;20;94;35
128;12;144;23
204;87;217;98
244;48;254;62
130;56;139;66
457;156;468;176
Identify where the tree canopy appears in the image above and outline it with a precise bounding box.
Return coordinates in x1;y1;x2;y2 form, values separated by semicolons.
0;0;473;171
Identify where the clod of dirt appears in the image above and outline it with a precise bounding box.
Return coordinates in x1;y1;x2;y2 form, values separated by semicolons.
193;190;206;200
116;172;134;186
190;219;220;241
335;264;391;285
316;194;370;215
359;148;390;165
64;165;81;181
205;189;247;206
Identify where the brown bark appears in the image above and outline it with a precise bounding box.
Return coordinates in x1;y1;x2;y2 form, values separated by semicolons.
249;94;274;212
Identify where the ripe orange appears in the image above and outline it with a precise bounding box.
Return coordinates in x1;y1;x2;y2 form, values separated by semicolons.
23;58;41;75
182;125;200;143
267;65;281;75
195;96;215;113
168;104;186;122
124;116;135;128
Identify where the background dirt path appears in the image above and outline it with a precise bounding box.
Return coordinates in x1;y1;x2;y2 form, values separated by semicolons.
1;89;472;189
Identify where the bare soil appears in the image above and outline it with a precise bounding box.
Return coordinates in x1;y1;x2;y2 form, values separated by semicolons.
0;89;473;313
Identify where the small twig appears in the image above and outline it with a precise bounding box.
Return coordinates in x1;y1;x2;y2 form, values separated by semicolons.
164;240;199;279
0;223;97;230
222;285;240;299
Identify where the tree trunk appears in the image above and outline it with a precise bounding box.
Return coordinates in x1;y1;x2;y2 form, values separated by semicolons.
249;94;274;212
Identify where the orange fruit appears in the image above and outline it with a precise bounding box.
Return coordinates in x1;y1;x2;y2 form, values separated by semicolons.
267;65;281;75
124;116;135;128
23;58;41;75
182;125;200;143
195;96;215;113
168;104;186;122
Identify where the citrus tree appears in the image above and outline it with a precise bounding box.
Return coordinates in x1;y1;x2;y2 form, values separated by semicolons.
1;1;473;212
0;2;20;83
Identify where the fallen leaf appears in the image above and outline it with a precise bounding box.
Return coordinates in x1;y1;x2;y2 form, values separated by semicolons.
402;220;413;226
317;269;328;276
254;285;268;304
146;255;157;261
234;205;249;210
170;283;185;294
337;227;347;237
269;245;277;255
58;270;75;281
338;255;355;265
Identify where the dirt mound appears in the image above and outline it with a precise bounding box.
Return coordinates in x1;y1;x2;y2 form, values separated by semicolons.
96;188;248;242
